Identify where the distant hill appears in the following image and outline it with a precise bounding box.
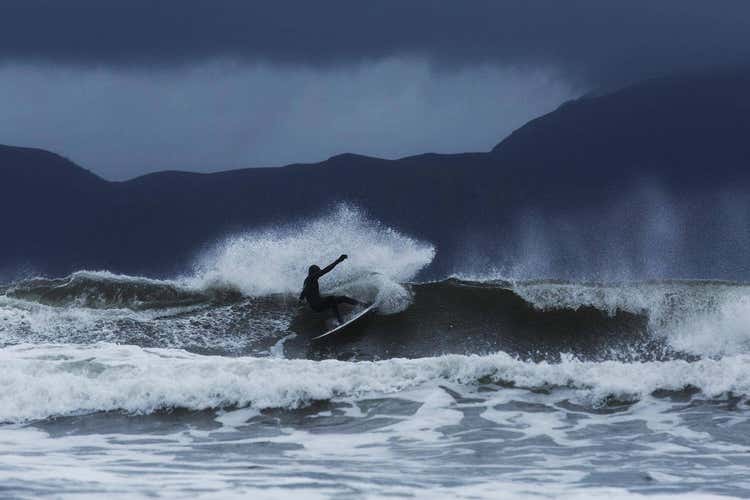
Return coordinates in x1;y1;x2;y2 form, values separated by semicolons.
2;67;750;280
492;67;750;188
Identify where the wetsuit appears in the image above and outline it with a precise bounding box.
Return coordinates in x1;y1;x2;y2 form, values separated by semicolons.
299;256;359;322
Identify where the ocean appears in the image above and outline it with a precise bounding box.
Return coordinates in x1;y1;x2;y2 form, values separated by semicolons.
1;208;749;499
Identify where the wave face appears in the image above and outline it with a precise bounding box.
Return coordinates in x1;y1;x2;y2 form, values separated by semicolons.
3;270;750;361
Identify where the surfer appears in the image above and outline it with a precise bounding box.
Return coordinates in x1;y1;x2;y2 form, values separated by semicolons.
299;254;360;323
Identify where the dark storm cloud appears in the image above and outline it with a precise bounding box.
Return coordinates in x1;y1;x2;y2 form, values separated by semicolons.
2;0;750;86
3;1;748;179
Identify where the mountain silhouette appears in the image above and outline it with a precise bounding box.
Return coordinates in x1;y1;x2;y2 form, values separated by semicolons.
2;66;749;279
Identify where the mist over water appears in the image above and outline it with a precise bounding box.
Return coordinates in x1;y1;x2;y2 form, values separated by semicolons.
460;183;750;282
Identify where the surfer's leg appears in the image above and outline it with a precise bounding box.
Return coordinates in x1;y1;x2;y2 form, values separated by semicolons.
330;303;343;323
334;295;360;306
322;296;343;323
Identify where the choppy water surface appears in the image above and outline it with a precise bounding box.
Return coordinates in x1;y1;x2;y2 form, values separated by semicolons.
2;362;750;499
2;209;750;498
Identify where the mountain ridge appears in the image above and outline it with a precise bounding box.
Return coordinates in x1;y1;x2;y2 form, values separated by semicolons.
2;66;750;279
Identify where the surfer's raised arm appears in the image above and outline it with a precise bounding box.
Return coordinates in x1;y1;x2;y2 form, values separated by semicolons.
317;254;347;278
299;254;360;323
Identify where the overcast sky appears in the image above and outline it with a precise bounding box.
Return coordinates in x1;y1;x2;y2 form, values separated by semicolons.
1;1;749;180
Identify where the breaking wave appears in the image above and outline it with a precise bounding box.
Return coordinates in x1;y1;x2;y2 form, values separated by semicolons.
2;276;750;360
2;205;750;426
2;343;750;423
188;204;435;313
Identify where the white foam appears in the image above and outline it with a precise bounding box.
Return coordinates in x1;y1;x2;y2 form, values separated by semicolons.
269;334;296;358
62;270;179;286
2;205;432;320
2;343;750;423
188;204;434;305
511;281;750;357
666;293;750;356
0;295;266;353
412;482;735;500
214;407;261;428
11;269;179;288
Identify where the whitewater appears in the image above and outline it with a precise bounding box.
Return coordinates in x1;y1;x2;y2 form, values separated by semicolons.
2;206;750;499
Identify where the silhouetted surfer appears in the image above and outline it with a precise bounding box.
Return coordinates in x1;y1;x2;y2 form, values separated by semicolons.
299;254;360;323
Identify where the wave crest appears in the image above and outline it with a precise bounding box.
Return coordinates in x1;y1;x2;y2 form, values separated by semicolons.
188;204;434;311
2;343;749;423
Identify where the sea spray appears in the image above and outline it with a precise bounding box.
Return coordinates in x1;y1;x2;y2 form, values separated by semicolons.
188;204;435;310
511;280;750;356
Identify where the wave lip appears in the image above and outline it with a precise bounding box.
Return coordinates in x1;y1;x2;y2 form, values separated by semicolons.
509;280;750;357
2;343;749;424
5;270;214;310
4;277;750;361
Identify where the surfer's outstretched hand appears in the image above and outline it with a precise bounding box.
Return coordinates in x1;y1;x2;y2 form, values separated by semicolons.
338;254;348;262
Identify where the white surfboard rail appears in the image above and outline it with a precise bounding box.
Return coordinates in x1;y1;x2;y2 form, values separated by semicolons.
311;304;376;341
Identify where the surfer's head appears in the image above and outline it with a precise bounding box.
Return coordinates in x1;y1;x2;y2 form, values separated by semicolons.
308;265;320;275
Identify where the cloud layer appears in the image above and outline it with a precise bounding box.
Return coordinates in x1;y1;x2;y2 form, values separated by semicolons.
0;60;573;179
2;1;750;86
2;2;748;178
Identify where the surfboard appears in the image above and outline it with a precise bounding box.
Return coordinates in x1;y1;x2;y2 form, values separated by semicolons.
311;304;376;341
